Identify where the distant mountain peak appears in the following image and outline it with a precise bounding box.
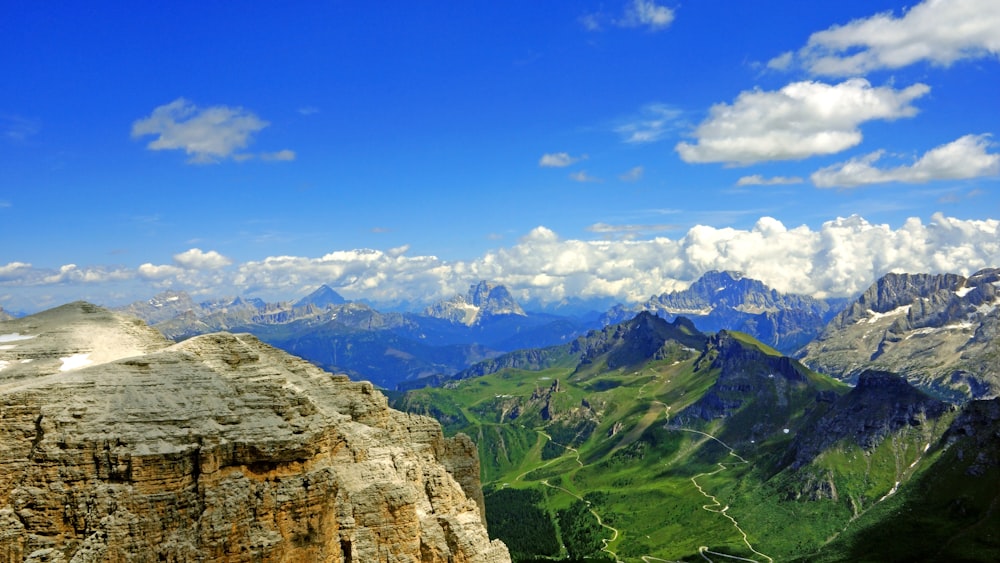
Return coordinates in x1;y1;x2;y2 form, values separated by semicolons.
424;281;525;325
575;312;708;370
802;267;1000;401
601;270;842;353
295;284;347;309
117;290;198;324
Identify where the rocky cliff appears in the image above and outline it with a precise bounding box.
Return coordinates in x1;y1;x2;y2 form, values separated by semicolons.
800;268;1000;401
0;303;509;563
602;270;843;353
424;282;525;326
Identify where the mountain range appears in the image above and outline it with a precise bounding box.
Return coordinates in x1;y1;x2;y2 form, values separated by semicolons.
602;270;846;353
801;268;1000;401
393;311;999;561
114;282;592;389
4;265;1000;561
104;269;1000;402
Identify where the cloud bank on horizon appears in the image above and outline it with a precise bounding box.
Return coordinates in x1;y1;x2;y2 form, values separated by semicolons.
2;0;999;314
3;213;998;312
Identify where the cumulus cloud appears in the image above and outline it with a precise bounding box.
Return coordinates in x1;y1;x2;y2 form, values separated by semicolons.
131;98;271;164
230;215;1000;304
539;152;585;168
136;263;185;280
0;262;131;286
736;175;804;186
774;0;1000;76
675;79;930;164
172;248;233;270
6;215;1000;312
582;1;675;32
0;262;34;282
619;0;675;30
616;103;682;144
812;134;1000;188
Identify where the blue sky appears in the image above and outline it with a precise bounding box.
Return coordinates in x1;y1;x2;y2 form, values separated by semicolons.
2;0;999;313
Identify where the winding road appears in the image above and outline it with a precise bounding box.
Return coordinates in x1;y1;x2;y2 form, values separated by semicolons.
515;367;774;563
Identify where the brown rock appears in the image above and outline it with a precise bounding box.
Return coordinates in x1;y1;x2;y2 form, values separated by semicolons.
0;303;510;563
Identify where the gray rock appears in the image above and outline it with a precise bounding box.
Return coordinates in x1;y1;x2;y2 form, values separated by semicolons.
0;302;510;563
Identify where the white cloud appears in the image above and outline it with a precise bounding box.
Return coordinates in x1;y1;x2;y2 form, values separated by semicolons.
0;262;33;282
736;175;804;186
6;215;1000;311
766;52;794;71
569;170;602;183
539;152;585;168
812;134;1000;188
173;248;233;270
233;216;1000;304
782;0;1000;76
260;149;296;162
583;1;675;33
131;98;270;164
676;79;930;165
619;0;675;31
137;263;185;280
616;103;681;144
620;166;644;182
0;263;132;287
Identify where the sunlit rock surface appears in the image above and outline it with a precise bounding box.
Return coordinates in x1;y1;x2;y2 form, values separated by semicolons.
0;302;509;563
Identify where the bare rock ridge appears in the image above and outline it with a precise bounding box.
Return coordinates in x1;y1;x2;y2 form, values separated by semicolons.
424;281;526;326
801;268;1000;401
0;302;510;563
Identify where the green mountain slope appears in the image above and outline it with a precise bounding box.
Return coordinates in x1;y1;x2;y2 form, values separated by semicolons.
394;314;998;562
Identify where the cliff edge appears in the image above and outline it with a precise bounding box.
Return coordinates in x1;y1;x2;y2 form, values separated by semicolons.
0;302;510;563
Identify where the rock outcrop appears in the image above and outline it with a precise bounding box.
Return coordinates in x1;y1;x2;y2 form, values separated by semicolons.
800;268;1000;401
423;282;525;326
602;270;844;353
0;302;509;563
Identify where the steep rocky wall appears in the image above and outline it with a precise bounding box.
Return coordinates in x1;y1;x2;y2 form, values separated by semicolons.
0;303;509;563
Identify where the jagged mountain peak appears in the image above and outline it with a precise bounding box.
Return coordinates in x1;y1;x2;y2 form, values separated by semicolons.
116;290;199;324
295;284;347;309
424;280;526;326
785;369;952;469
574;312;708;371
802;268;1000;401
602;270;842;353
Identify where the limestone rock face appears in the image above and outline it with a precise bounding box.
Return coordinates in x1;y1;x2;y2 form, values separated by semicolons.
801;268;1000;401
0;303;510;563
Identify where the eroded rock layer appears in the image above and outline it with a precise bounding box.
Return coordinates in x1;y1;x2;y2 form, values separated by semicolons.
0;303;509;563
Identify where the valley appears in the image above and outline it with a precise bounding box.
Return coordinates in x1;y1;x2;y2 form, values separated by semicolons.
393;313;997;562
3;268;998;561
